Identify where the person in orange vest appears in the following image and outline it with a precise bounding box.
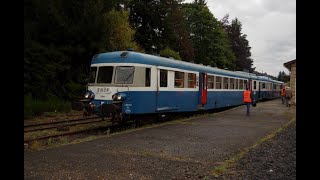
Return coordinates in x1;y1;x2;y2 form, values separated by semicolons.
281;87;286;104
243;87;253;116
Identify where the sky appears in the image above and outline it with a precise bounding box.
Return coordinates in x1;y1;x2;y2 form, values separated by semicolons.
183;0;296;77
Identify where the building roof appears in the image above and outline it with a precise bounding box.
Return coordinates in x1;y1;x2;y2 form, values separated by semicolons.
283;59;296;71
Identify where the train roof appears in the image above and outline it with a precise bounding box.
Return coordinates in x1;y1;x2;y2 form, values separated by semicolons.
92;51;283;84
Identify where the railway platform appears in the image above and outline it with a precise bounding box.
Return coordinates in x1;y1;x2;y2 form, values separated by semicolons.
24;98;296;179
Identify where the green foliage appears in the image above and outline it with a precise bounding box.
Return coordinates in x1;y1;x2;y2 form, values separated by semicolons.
277;71;290;82
221;16;254;72
24;94;72;118
182;2;235;68
105;10;142;52
160;47;181;60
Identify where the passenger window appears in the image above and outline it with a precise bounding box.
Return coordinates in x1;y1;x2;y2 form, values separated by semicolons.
216;76;222;89
253;81;257;90
160;70;168;87
208;75;214;89
174;71;184;88
235;79;238;89
230;78;235;89
188;73;196;88
244;80;248;89
239;79;243;89
223;77;229;89
145;68;151;87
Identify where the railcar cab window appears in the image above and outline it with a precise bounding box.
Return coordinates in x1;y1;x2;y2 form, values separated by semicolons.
97;66;113;83
115;66;135;84
160;69;168;87
89;67;97;83
188;73;196;88
175;71;184;88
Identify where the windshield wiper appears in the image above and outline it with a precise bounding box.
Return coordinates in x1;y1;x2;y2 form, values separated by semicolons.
124;70;134;83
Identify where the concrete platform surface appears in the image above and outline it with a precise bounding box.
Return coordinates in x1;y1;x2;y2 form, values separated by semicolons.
24;99;296;179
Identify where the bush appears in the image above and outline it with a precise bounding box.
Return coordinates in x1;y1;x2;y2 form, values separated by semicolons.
24;95;72;118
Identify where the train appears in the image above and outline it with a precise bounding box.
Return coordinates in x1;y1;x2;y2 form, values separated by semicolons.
76;50;284;124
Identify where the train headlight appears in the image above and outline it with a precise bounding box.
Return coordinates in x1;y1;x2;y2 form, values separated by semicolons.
112;92;127;101
84;91;95;101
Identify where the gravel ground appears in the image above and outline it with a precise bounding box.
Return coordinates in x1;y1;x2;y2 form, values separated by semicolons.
217;120;296;180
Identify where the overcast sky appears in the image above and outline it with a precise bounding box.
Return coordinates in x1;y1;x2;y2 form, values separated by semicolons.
183;0;296;77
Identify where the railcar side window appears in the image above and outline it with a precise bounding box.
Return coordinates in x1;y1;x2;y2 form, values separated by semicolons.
262;82;266;89
230;78;235;89
160;70;168;87
253;81;257;90
216;76;222;89
244;80;248;89
239;79;243;89
97;66;113;84
188;73;196;88
208;75;214;89
175;71;184;88
145;68;151;87
235;79;238;89
89;67;97;83
223;77;229;89
115;66;135;84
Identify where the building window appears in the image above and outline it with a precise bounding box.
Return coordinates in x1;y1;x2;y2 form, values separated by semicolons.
160;70;167;87
174;71;184;88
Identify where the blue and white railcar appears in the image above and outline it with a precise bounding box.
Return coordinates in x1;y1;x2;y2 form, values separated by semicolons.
81;51;283;123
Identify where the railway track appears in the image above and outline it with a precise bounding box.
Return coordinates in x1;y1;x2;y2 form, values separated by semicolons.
24;116;107;132
24;121;135;144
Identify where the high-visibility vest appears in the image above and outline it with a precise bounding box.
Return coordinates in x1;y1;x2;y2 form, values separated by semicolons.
243;90;252;103
281;89;285;96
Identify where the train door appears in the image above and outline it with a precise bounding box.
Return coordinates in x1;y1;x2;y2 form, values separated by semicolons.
198;72;207;106
258;81;261;100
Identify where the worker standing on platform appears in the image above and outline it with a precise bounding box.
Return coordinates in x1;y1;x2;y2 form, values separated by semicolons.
243;87;253;116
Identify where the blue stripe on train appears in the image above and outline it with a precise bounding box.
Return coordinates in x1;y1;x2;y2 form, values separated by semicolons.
92;91;247;115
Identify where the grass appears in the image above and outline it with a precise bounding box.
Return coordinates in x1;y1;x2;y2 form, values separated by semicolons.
211;116;296;177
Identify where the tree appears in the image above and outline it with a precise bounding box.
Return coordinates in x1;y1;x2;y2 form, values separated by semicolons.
24;0;117;100
162;0;195;61
221;16;255;72
277;71;290;82
182;2;235;68
160;47;181;60
129;0;167;53
105;10;142;52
